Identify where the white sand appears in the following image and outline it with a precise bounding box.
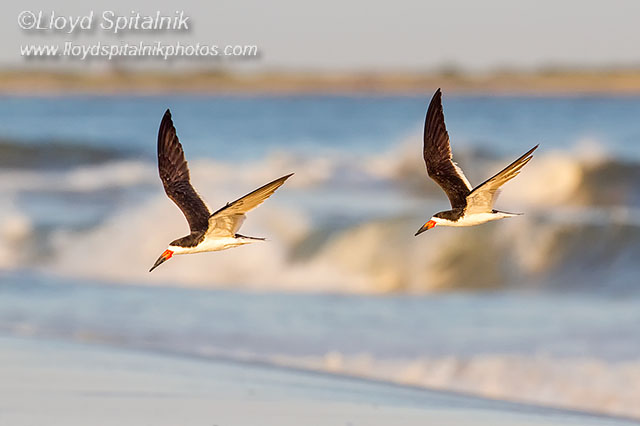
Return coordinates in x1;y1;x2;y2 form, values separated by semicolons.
0;336;635;426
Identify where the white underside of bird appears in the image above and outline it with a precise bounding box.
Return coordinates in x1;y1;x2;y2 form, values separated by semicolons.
168;237;259;254
429;211;519;228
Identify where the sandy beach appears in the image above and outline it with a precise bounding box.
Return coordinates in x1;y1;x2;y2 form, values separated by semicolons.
0;335;636;426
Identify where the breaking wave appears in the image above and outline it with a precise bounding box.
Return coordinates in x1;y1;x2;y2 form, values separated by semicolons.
2;273;639;419
260;351;640;419
3;303;639;419
0;138;130;170
2;138;640;293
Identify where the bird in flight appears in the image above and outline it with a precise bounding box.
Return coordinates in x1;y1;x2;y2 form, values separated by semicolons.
149;109;293;272
415;89;538;236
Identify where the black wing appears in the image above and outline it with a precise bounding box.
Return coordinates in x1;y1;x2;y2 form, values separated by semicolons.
157;109;211;233
423;88;472;209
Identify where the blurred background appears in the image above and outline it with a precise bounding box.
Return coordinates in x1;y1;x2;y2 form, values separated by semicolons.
1;0;640;420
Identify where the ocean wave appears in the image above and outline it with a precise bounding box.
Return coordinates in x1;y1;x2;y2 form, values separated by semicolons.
0;139;129;170
0;199;33;268
4;309;638;419
3;138;639;199
2;290;638;419
0;160;157;194
23;197;640;293
257;351;640;419
374;138;640;209
1;271;638;419
2;141;640;292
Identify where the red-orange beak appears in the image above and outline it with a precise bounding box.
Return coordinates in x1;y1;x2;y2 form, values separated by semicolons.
149;249;173;272
415;220;436;236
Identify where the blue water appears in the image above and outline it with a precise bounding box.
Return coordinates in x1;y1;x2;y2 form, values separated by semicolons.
1;95;640;160
3;94;640;286
1;271;638;361
1;94;640;416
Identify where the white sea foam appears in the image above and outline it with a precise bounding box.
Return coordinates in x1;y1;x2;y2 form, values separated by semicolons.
258;352;640;419
3;141;640;292
0;199;33;269
0;137;619;197
0;161;156;193
34;193;640;294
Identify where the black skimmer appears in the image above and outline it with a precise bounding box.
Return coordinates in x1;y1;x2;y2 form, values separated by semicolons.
415;89;538;236
149;109;293;272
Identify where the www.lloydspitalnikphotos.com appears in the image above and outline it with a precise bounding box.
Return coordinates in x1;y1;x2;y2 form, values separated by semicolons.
18;11;190;34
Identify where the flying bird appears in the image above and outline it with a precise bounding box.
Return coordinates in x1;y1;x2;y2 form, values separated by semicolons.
150;109;293;272
415;89;538;236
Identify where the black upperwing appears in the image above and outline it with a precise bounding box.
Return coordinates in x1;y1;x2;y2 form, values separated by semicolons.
157;109;211;233
423;88;472;209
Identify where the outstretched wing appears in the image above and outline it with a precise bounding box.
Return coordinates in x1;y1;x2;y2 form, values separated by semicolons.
207;173;293;236
157;109;211;233
465;145;538;214
423;88;472;209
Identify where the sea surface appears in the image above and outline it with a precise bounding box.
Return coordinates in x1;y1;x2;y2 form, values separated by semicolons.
1;94;640;418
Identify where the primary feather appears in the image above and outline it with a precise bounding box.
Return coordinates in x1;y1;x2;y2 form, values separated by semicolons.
423;88;472;209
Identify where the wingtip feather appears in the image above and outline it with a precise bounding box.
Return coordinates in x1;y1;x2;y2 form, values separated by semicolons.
525;144;539;157
159;109;174;132
273;173;294;186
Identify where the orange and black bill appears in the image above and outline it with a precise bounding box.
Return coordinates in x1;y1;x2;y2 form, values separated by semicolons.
149;249;174;272
415;220;436;236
